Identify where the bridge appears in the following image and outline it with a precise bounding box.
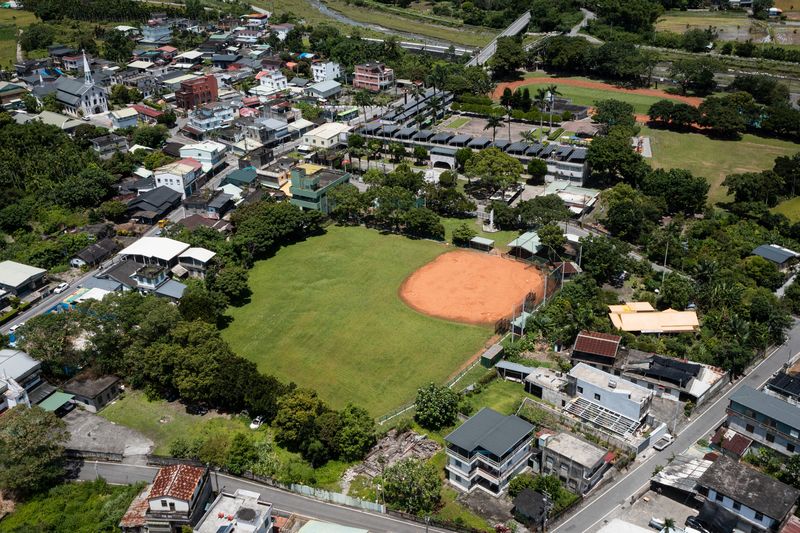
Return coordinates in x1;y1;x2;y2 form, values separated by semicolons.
466;11;531;67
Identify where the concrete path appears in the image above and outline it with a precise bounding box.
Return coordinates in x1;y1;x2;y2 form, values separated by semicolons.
569;9;603;44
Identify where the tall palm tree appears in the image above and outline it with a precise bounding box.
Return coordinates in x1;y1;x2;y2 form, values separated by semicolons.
428;63;448;96
484;114;503;142
535;88;548;142
664;518;676;533
520;129;537;143
411;83;426;123
353;90;373;124
546;84;562;134
425;96;441;123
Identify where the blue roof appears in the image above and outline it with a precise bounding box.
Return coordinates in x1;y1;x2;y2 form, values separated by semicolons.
731;385;800;430
155;280;187;299
80;277;123;291
752;245;798;264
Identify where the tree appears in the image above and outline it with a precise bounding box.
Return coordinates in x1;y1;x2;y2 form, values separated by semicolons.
404;207;445;239
586;126;648;183
464;147;523;194
527;158;548;184
19;22;55;52
328;183;364;223
226;433;257;475
212;265;250;305
273;389;330;449
178;286;223;324
41;92;63;113
455;147;474;172
579;234;630;283
484;114;503;142
606;199;645;239
538;223;567;258
669;58;723;95
517;195;571;228
752;0;774;16
593;99;636;128
413;145;427;165
535;87;548;141
338;403;376;461
721;170;784;206
17;312;81;377
132;125;170;148
415;382;459;429
660;274;693;309
0;405;69;498
103;29;136;63
383;458;442;513
546;84;562;133
490;37;525;78
682;28;713;52
452;222;477;245
353;90;373;123
698;97;746;138
664;518;676;533
22;94;39;113
389;142;406;163
640;168;709;213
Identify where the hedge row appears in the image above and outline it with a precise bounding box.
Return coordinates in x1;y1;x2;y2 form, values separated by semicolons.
457;95;493;106
0;301;32;327
548;127;565;140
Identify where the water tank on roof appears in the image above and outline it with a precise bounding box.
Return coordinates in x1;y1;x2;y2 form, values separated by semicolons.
608;380;617;388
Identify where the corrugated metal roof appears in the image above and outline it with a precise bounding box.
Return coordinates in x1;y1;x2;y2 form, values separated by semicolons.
149;465;204;501
730;385;800;430
574;331;621;358
752;244;798;264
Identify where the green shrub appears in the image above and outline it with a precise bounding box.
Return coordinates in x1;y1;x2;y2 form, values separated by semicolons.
548;127;565;141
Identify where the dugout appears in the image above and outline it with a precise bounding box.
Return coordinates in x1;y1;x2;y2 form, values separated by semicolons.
481;344;504;368
507;232;543;260
470;236;494;252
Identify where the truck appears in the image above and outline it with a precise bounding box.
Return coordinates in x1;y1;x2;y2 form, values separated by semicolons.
653;434;674;451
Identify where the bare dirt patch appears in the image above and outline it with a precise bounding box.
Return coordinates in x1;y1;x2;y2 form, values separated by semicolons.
398;250;545;325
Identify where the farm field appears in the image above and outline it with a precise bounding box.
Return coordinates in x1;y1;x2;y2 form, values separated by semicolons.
221;225;492;416
644;126;798;206
0;9;37;68
772;197;800;222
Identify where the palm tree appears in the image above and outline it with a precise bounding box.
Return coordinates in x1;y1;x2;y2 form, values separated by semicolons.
535;88;548;142
693;259;718;285
428;63;448;96
425;96;441;123
663;518;676;533
411;83;426;123
484;114;503;142
520;129;537;143
546;84;562;133
353;90;373;124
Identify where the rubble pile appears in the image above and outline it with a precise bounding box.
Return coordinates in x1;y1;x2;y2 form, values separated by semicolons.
343;430;442;480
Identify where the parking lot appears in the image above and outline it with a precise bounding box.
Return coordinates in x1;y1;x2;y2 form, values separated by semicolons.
586;486;703;533
62;409;154;457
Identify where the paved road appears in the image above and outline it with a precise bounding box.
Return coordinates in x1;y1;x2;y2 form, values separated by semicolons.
68;462;447;533
551;321;800;533
467;11;531;67
568;9;602;44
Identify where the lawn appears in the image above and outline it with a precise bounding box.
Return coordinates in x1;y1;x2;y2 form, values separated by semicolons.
549;85;670;115
0;9;37;68
644;126;799;206
772;197;800;222
440;215;523;253
466;378;537;416
221;225;491;417
446;117;471;129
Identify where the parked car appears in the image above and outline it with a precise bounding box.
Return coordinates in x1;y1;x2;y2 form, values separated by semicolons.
685;517;709;533
55;401;75;418
250;415;264;430
654;434;675;451
192;405;208;415
164;392;177;403
649;518;665;531
54;282;70;294
9;322;25;334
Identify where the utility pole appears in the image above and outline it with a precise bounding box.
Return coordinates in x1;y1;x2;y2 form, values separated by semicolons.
661;236;670;287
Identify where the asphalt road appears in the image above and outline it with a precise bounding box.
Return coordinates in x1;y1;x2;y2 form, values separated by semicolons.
68;462;447;533
467;11;532;67
550;320;800;533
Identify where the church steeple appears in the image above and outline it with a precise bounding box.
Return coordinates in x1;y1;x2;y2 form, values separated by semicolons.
83;49;93;86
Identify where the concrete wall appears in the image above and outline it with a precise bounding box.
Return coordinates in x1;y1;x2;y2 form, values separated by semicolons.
728;413;798;456
706;488;777;530
575;376;645;422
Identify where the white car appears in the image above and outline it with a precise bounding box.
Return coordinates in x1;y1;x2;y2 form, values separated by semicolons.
9;322;25;333
250;415;264;430
653;434;675;451
54;282;69;294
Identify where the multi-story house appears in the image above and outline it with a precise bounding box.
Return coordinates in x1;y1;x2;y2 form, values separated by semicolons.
90;134;128;159
234;30;263;44
570;330;622;373
267;23;295;40
245;13;270;29
540;431;611;494
193;489;274;533
697;454;800;532
312;61;341;83
244;118;290;148
727;385;800;456
354;61;394;92
443;407;535;497
141;23;173;45
175;74;218;110
179;141;227;176
143;465;214;533
257;71;287;94
62;53;91;71
289;166;351;214
187;102;234;135
154;158;204;199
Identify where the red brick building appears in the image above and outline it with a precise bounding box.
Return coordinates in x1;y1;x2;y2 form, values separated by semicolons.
175;74;218;110
353;61;394;92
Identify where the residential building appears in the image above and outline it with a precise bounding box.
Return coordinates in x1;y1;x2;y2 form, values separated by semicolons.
245;117;290;147
444;407;535;496
62;374;120;412
571;330;621;373
766;371;800;406
93;260;144;291
118;237;191;268
141;23;172;45
120;484;152;533
131;264;170;291
13;58;49;76
752;244;799;272
354;61;394;92
110;107;139;130
289;166;350;214
127;186;183;225
32;54;108;116
176;74;219;110
0;349;52;411
305;80;342;100
235;30;264;44
69;238;120;268
302;122;350;150
90;134;128;159
178;214;232;234
512;489;550;529
541;431;612;494
566;363;654;430
312;61;341;83
257;70;288;93
726;385;800;456
268;23;295;40
186;102;234;136
245;13;271;29
524;366;570;408
154;158;205;199
710;427;753;460
145;465;214;533
63;53;92;71
183;189;234;219
608;302;699;334
0;260;47;297
211;54;242;69
260;57;286;72
257;157;297;190
194;489;274;533
697;454;800;532
224;167;259;189
0;81;27;105
179;141;227;175
131;104;164;123
173;50;205;69
177;248;217;280
0;373;29;414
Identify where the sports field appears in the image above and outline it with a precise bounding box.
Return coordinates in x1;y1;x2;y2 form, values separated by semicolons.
221;226;493;416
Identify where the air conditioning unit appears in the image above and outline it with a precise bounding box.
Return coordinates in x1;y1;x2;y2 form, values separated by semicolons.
608;380;617;388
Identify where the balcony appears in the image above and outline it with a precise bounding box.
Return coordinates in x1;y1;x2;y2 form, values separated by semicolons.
446;435;535;470
727;407;799;444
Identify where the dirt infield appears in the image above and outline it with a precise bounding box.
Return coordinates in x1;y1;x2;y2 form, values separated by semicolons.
399;250;545;325
493;78;704;107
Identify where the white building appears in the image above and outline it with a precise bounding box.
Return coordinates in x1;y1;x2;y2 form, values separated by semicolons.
311;61;341;83
188;102;234;134
257;71;287;93
110;107;139;130
118;236;191;268
302;122;351;149
143;465;214;532
194;489;274;533
141;23;172;45
179;141;227;175
153;158;204;199
32;51;108;117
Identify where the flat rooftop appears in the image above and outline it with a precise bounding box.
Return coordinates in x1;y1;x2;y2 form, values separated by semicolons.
195;490;273;533
546;431;607;467
315;170;347;187
571;363;652;404
525;367;568;391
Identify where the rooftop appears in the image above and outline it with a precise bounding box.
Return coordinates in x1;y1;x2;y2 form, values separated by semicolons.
512;489;549;520
752;244;799;264
570;363;652;403
149;464;205;502
0;349;40;383
525;367;568;391
180;248;217;263
574;330;621;358
0;260;47;288
444;407;534;456
609;307;699;334
63;374;119;400
306;122;350;140
698;454;800;519
711;427;752;456
194;489;273;533
545;430;608;467
730;385;800;430
119;237;190;262
119;484;152;529
768;372;800;398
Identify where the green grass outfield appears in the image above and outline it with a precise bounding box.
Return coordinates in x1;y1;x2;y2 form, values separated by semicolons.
221;225;492;416
773;197;800;222
644;126;798;206
551;85;668;115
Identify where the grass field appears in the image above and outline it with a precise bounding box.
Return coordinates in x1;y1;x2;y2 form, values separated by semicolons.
446;117;470;129
0;10;37;68
440;216;522;253
551;85;672;115
772;197;800;222
644;126;798;206
221;225;492;416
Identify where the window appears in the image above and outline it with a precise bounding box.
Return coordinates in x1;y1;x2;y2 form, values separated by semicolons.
767;433;775;443
630;379;637;384
594;393;601;401
746;424;755;433
561;400;566;407
755;513;764;522
766;418;777;428
161;500;168;507
455;460;462;468
789;443;796;453
733;501;741;511
715;492;723;502
169;502;175;511
577;386;583;394
745;409;756;418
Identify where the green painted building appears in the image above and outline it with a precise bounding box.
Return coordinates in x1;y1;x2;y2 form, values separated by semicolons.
289;167;350;214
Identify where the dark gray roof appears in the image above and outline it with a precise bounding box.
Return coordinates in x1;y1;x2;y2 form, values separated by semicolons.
730;385;800;430
74;237;119;264
431;131;453;142
63;374;119;399
208;192;233;209
211;54;240;62
155;279;187;299
468;137;492;148
290;77;309;86
395;127;417;138
513;489;549;520
526;144;543;156
413;129;435;141
767;372;800;399
506;142;530;153
752;245;798;264
129;186;182;214
98;259;143;289
569;148;587;161
361;123;381;134
80;277;123;291
449;134;472;145
493;139;510;149
430;146;457;156
698;454;800;519
380;124;399;136
444;407;534;456
539;144;556;157
555;145;573;156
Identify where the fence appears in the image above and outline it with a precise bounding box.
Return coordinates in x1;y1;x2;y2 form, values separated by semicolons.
65;449;123;462
495;317;511;334
147;455;204;467
387;509;486;533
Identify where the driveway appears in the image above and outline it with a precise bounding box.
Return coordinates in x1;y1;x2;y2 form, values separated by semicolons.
62;409;154;457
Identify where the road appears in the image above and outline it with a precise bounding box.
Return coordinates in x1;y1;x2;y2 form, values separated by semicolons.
551;320;800;533
466;11;532;67
68;462;446;533
568;9;602;44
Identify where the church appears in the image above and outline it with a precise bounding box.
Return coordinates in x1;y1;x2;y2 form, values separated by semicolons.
32;50;108;117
